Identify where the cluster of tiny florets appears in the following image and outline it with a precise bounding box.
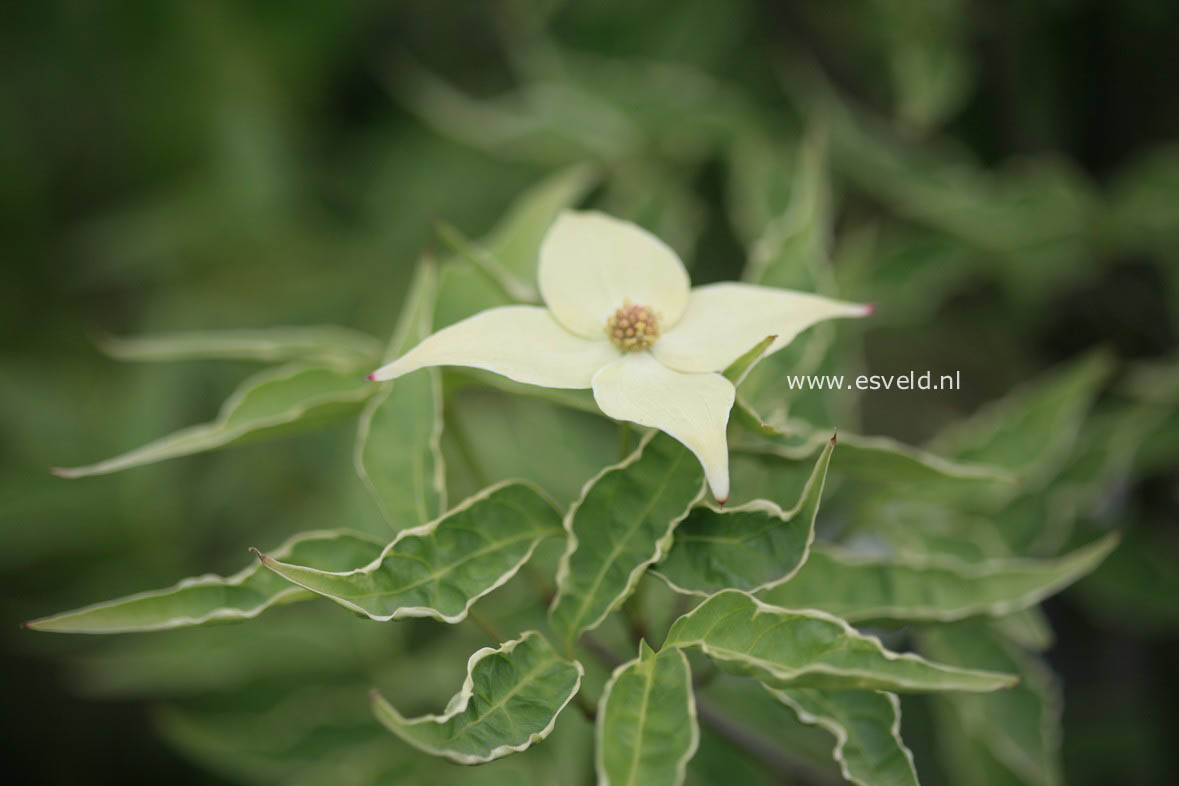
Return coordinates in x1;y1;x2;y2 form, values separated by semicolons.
606;301;660;351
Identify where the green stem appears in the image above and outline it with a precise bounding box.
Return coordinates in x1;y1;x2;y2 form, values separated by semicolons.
444;404;490;489
466;608;504;643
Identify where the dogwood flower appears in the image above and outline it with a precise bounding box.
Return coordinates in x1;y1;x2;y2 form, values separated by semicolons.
370;212;870;502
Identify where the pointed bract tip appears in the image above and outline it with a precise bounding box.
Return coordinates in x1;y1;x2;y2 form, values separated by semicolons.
366;372;378;381
829;428;838;445
248;547;266;563
862;303;877;316
49;467;69;478
19;621;30;630
715;495;728;507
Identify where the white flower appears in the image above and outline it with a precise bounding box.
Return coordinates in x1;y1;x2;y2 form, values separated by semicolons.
371;211;870;502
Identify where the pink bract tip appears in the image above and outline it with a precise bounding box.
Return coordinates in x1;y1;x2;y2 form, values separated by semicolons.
366;372;377;381
715;496;729;507
862;303;877;316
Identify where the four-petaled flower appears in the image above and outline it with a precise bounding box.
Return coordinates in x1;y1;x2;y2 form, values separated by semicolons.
370;212;871;502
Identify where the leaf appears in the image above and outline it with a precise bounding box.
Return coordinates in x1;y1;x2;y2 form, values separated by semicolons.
371;630;584;764
655;434;834;595
722;334;778;386
926;351;1113;490
356;261;446;529
97;325;382;368
733;428;1014;500
597;642;699;786
768;688;919;786
53;363;374;478
548;433;706;647
479;164;598;282
757;534;1118;623
258;481;562;623
25;530;384;633
663;590;1016;693
741;126;833;293
919;622;1062;786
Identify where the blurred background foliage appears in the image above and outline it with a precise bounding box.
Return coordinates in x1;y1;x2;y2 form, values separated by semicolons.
2;0;1177;784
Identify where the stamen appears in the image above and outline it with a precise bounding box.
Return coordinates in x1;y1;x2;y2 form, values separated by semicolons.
606;301;660;351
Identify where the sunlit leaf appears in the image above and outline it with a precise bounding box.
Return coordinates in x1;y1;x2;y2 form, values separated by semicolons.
663;590;1016;693
26;531;384;633
371;631;584;764
597;642;698;786
768;688;919;786
549;433;706;648
655;435;833;595
258;481;561;623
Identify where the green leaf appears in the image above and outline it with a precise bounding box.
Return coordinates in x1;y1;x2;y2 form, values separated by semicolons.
722;334;778;386
757;534;1118;623
356;261;446;529
733;428;1014;500
919;622;1062;786
597;641;699;786
768;688;919;786
548;433;706;647
54;363;374;478
371;630;584;764
655;435;834;595
927;351;1113;489
97;325;382;368
258;481;562;623
741;126;833;293
663;590;1016;693
25;530;384;633
479;164;598;281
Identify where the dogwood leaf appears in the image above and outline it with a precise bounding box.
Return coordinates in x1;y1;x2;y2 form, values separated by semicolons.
356;261;446;529
26;531;384;633
655;434;833;595
920;621;1062;786
53;363;374;478
758;534;1118;623
596;642;698;786
549;433;706;648
257;481;561;623
768;688;919;786
97;325;382;368
371;631;583;764
663;590;1016;693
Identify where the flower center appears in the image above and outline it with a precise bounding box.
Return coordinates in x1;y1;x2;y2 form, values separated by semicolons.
606;301;660;351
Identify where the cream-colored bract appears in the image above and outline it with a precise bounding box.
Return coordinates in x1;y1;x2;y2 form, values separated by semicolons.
370;210;870;500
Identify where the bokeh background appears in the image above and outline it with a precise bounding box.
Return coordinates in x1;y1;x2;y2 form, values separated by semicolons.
3;1;1178;784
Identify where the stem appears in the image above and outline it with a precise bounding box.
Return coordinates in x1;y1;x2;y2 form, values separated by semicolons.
618;422;632;460
466;608;504;643
694;702;835;786
622;579;649;648
445;404;490;489
574;689;598;723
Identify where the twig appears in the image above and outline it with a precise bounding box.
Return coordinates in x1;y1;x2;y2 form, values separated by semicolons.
695;701;836;786
466;608;504;643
